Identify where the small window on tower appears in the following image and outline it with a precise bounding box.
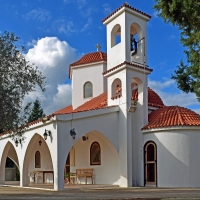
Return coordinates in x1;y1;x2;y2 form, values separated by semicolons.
84;82;93;98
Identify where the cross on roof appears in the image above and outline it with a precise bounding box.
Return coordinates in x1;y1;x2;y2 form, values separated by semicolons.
96;43;101;52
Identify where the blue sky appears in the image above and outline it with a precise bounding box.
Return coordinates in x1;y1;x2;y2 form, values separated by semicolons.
1;0;199;114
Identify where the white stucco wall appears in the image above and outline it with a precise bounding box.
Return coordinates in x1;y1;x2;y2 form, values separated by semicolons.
72;62;107;109
70;131;120;185
0;121;57;188
105;9;149;70
144;128;200;187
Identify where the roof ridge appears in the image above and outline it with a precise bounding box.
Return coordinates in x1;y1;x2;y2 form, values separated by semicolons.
102;3;151;23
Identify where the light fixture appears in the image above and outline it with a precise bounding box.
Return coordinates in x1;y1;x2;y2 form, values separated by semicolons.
15;139;21;147
82;136;88;141
70;128;76;139
42;117;50;124
43;129;51;140
127;99;138;113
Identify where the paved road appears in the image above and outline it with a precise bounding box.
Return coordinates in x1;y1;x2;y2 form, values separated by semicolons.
1;186;200;199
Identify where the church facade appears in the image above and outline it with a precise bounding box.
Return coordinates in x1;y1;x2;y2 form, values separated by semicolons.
1;3;200;191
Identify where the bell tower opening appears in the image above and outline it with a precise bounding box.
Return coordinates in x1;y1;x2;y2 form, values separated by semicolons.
111;24;121;48
130;23;145;65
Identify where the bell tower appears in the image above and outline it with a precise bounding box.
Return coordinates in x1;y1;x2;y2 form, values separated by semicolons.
102;3;152;187
103;2;151;70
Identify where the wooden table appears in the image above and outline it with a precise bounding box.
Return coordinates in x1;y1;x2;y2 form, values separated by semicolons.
34;171;54;183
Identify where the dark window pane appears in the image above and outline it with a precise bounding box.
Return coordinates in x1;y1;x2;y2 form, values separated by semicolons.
147;163;155;182
147;144;154;161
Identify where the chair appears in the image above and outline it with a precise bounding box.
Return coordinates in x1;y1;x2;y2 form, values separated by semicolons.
29;173;35;183
34;172;43;183
69;172;77;184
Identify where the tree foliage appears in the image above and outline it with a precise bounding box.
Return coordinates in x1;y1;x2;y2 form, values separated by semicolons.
28;99;45;123
0;31;45;139
154;0;200;100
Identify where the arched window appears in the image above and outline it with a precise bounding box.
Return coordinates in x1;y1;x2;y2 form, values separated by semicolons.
90;142;101;165
111;24;121;47
84;82;93;98
35;151;41;168
144;141;157;186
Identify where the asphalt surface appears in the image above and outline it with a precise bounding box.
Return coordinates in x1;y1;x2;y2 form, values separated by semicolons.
1;186;200;200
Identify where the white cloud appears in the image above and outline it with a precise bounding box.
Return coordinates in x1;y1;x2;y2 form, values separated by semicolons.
149;79;200;109
51;84;72;111
103;4;112;15
149;79;175;90
81;17;92;32
24;37;81;115
53;19;76;35
25;8;51;21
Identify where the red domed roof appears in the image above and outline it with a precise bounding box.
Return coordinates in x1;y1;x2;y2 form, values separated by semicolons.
142;106;200;130
132;87;164;108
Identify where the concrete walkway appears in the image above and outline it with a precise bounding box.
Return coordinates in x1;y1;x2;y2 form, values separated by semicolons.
1;185;200;199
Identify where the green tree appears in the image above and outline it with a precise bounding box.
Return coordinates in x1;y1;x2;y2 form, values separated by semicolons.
0;31;45;140
28;99;45;123
154;0;200;100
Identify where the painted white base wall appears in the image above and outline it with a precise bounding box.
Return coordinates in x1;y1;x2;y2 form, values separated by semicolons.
144;129;200;187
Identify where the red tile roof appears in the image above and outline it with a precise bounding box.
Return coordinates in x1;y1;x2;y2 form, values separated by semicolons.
54;88;164;116
53;92;108;115
102;61;153;75
132;88;164;108
70;52;107;67
142;106;200;130
69;52;107;79
102;3;151;23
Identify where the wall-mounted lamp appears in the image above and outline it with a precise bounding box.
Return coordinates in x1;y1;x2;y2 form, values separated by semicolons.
43;129;51;140
15;139;22;147
42;117;50;124
82;136;88;141
127;99;138;113
70;128;76;139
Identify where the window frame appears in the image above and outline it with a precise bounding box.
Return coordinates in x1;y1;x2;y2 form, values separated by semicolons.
83;81;93;98
90;142;101;165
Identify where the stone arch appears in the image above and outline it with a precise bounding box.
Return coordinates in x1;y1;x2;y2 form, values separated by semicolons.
111;78;122;98
22;133;54;186
0;141;19;184
111;24;121;47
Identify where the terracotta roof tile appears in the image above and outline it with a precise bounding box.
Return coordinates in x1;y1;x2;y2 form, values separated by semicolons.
54;88;164;116
142;106;200;130
69;52;107;79
52;93;108;115
102;2;151;23
132;87;164;108
102;61;153;75
70;52;107;67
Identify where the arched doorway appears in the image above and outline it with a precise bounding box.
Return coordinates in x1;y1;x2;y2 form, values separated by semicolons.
0;142;20;184
22;133;54;186
144;141;157;186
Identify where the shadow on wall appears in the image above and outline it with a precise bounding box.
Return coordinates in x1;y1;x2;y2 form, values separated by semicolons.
145;131;200;187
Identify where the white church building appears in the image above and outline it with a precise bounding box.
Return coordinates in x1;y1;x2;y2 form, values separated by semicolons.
1;3;200;191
